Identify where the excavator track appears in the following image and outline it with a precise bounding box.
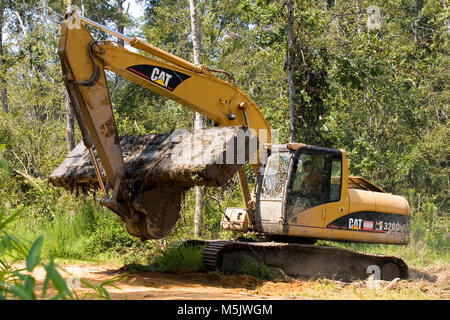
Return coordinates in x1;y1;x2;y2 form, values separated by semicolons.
182;240;408;282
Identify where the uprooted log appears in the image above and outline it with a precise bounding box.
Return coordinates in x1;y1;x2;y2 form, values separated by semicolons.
49;126;256;240
49;126;255;193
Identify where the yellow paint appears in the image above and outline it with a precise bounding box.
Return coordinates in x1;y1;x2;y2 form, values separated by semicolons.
375;192;409;215
285;150;409;244
289;204;327;228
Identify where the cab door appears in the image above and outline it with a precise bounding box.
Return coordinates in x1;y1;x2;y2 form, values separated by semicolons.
254;150;290;233
284;147;342;228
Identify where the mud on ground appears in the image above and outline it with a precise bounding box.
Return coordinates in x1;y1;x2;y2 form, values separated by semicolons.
27;262;449;300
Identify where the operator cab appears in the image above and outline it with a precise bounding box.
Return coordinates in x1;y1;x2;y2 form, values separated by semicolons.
255;144;344;235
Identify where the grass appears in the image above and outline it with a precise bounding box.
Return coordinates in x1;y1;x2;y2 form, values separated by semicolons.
8;201;158;265
238;258;278;281
4;187;232;265
6;201;446;300
146;243;206;273
302;278;445;300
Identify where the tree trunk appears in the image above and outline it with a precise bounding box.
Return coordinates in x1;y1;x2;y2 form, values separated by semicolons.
286;0;297;142
355;0;361;34
0;0;8;113
189;0;201;65
50;126;248;190
1;80;7;113
442;0;450;38
117;0;125;46
14;11;27;36
65;90;76;152
189;0;204;236
412;0;420;44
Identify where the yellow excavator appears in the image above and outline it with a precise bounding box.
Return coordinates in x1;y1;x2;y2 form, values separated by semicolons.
55;9;410;281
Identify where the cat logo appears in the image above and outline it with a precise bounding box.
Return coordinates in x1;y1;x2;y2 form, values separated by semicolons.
150;67;172;88
126;65;190;92
349;218;362;230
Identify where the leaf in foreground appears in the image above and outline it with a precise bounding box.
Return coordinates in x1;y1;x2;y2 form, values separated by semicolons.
26;236;43;272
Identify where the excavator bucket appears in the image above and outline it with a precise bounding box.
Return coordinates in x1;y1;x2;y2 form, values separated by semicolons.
114;188;183;240
49;126;254;240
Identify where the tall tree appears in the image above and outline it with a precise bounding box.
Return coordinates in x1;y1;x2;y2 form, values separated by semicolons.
189;0;204;236
285;0;331;146
65;90;75;151
286;0;296;142
443;0;450;38
116;0;125;46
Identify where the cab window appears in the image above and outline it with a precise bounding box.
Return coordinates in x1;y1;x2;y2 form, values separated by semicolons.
330;158;342;202
261;152;290;199
290;153;326;211
286;149;342;217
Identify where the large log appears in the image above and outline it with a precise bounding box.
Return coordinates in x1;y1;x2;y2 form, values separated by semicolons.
49;126;255;193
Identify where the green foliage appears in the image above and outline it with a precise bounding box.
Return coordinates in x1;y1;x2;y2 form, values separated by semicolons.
77;273;125;300
26;235;43;272
0;206;120;300
11;199;157;264
0;144;8;173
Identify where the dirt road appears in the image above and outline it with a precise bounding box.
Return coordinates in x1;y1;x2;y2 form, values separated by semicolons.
25;261;449;300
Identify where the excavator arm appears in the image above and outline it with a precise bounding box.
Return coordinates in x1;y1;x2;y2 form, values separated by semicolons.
57;10;270;238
